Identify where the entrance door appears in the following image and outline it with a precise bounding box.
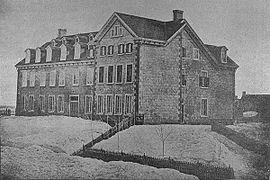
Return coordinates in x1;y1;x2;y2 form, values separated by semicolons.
70;95;79;117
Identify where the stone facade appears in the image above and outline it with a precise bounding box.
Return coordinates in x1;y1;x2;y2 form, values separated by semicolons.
15;10;238;124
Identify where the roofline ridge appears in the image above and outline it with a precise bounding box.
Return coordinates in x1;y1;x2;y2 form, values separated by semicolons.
115;11;169;23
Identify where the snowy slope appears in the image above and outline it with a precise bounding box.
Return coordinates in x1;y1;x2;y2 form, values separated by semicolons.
0;116;110;154
94;125;258;178
0;116;199;179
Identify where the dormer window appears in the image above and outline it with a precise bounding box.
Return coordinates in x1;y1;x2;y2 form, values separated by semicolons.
60;44;67;61
111;25;123;37
46;46;52;62
89;34;94;41
74;43;81;59
51;40;56;47
25;49;31;64
221;48;227;63
35;48;41;63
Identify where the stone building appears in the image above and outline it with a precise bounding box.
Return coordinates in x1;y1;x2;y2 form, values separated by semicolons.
15;10;238;124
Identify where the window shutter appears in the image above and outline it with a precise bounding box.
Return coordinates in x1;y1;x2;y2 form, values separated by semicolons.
199;77;202;87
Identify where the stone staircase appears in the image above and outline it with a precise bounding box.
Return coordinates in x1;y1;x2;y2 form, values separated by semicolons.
72;116;134;155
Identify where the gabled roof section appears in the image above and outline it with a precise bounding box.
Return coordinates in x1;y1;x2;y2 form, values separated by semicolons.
116;12;185;41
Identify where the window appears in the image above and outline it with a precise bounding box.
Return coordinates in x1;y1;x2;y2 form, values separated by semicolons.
98;67;105;83
182;68;187;86
96;95;104;114
100;46;106;56
40;71;46;87
74;43;81;59
201;98;208;117
36;48;41;63
29;71;35;87
57;95;64;113
85;95;92;114
182;47;187;57
126;43;133;54
48;95;55;112
29;95;34;111
111;25;123;37
116;65;123;83
199;71;209;88
108;45;114;56
86;67;94;85
106;95;113;114
39;95;45;112
125;94;133;115
60;45;67;61
89;48;94;58
118;44;125;54
193;48;199;60
107;66;114;84
22;95;27;111
72;70;79;86
25;49;31;64
115;95;123;115
126;64;133;83
21;70;28;87
59;71;65;86
49;70;56;87
221;49;227;63
46;46;52;62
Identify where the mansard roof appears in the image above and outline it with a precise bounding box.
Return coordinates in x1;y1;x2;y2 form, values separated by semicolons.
116;12;185;41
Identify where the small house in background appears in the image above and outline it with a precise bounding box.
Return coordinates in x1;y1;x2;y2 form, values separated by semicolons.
15;10;238;124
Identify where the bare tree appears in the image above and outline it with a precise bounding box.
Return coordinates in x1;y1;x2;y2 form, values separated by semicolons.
155;124;174;157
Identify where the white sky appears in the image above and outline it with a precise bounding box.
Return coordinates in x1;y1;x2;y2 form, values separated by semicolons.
0;0;270;106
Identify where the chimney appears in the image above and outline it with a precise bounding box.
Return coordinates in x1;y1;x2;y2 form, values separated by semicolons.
173;10;184;21
242;91;246;97
58;29;67;38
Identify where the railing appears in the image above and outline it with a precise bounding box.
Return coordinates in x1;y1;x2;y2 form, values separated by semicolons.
75;148;235;180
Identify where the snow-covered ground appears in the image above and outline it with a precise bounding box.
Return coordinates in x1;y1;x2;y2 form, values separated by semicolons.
1;116;198;179
94;125;260;179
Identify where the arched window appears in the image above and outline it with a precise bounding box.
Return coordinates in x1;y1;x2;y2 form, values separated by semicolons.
60;44;67;61
46;46;52;62
25;49;31;64
74;43;81;59
35;48;41;63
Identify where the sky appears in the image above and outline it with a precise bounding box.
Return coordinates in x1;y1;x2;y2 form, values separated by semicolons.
0;0;269;106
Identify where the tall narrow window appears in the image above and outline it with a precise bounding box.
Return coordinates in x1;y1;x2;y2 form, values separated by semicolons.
25;49;31;64
40;71;46;87
106;95;113;114
201;98;208;117
74;43;81;59
39;95;45;112
97;95;104;114
49;70;56;87
108;45;114;56
115;95;122;115
182;47;187;57
85;95;92;114
29;71;35;87
100;46;106;56
60;45;67;61
111;25;123;37
116;65;123;83
193;48;199;60
126;64;133;83
22;95;27;111
118;44;125;54
98;67;104;83
46;46;52;62
58;95;64;113
29;95;34;111
182;68;187;86
89;48;94;58
72;70;79;86
126;43;133;54
35;48;41;63
21;70;28;87
86;67;94;85
107;66;114;84
48;95;55;112
125;94;133;115
59;71;65;86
